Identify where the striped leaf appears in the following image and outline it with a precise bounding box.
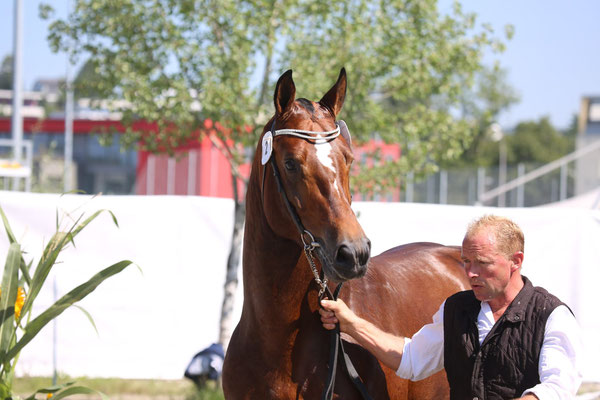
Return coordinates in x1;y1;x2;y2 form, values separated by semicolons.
0;206;31;286
0;243;20;364
24;381;76;400
6;260;133;361
19;208;115;320
52;385;109;400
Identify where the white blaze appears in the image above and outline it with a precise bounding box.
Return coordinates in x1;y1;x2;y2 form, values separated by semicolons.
315;138;341;194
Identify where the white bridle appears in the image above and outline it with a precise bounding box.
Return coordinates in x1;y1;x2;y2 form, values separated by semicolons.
272;124;341;140
261;123;341;166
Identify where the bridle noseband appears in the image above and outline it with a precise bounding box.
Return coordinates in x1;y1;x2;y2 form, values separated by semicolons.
261;118;373;400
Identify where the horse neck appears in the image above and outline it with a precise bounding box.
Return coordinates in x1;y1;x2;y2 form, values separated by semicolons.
241;161;320;331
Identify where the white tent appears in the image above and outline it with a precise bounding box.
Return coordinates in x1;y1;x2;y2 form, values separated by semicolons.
543;187;600;209
1;191;599;382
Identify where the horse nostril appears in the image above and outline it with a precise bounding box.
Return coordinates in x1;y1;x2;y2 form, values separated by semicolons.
358;239;371;266
335;244;355;268
335;239;371;269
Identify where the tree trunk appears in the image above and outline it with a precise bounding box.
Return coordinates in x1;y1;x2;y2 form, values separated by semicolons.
218;178;246;352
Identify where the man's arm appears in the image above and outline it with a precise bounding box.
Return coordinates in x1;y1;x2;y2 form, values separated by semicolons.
521;305;583;399
320;298;405;371
511;395;538;400
320;298;446;381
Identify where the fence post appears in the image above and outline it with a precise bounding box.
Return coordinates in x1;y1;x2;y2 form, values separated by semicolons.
477;167;485;205
426;174;435;203
517;163;525;207
405;172;414;203
560;163;568;201
439;170;447;204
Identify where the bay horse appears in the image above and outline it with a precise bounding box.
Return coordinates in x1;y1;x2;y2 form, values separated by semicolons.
222;68;469;399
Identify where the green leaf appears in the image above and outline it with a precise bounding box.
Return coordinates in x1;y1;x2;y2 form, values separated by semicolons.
52;385;109;400
0;206;18;244
0;206;32;286
19;208;121;328
108;210;119;228
72;304;99;335
0;381;10;399
7;260;133;361
19;229;76;320
0;243;20;363
70;209;113;237
25;381;76;400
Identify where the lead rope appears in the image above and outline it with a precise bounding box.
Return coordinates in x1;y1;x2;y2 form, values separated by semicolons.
317;271;372;400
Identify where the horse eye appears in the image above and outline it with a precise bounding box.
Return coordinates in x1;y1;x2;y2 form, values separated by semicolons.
284;159;297;171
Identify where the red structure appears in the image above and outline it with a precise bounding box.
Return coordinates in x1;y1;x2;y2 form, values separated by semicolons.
1;118;402;200
135;136;251;199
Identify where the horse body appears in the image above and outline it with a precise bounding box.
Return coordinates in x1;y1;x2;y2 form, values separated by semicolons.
222;69;469;399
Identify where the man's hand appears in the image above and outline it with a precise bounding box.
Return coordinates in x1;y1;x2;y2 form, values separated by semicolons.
320;297;406;371
319;298;356;333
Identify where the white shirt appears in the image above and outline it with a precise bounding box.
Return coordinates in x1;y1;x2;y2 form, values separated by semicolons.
396;301;583;399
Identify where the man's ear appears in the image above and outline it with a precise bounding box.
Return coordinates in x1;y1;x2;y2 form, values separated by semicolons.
511;251;524;271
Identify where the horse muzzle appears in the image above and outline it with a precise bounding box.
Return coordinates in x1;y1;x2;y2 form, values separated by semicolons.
318;237;371;282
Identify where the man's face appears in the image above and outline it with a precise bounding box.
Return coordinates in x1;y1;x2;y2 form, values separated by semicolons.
461;228;515;302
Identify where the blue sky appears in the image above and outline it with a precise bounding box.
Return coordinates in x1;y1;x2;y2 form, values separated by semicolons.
1;0;599;130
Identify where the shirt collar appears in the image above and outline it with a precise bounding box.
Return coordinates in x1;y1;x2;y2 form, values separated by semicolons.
500;276;533;323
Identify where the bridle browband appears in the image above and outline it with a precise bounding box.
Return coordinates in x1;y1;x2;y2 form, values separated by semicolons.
261;117;372;400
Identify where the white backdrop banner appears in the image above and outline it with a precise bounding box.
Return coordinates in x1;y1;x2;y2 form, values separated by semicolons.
0;191;599;382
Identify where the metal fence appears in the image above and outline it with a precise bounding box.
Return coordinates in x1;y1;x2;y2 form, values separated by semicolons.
399;139;600;207
0;138;33;191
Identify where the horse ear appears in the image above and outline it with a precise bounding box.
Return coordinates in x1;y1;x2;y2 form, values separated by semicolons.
274;69;296;116
319;68;347;118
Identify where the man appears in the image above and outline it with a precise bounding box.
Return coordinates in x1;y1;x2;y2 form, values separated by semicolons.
320;215;583;399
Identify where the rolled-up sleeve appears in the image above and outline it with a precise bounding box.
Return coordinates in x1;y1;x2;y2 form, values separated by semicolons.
522;305;584;399
396;302;445;381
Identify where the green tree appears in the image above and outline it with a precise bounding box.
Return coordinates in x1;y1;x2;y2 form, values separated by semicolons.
452;65;520;167
73;59;113;99
0;55;13;90
506;117;574;165
42;0;507;348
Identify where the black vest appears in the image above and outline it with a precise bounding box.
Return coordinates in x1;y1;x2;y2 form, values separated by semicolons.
443;276;565;400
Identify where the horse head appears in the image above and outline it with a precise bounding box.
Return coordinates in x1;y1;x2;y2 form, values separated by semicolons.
257;68;371;283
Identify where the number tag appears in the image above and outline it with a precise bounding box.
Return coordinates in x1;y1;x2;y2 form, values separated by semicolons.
261;131;273;165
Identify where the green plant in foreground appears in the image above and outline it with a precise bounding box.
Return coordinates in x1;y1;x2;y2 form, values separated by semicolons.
0;204;133;400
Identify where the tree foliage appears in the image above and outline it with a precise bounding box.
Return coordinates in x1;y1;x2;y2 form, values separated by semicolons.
449;65;520;167
0;55;13;90
42;0;508;184
73;59;113;99
505;117;575;165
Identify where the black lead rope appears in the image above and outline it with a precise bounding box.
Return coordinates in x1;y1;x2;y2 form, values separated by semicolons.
265;118;373;400
319;275;373;400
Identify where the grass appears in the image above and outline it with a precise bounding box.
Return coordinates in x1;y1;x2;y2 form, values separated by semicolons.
580;382;600;395
13;376;600;399
12;376;224;400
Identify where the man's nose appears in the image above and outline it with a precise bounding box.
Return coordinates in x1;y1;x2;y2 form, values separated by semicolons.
466;265;478;278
